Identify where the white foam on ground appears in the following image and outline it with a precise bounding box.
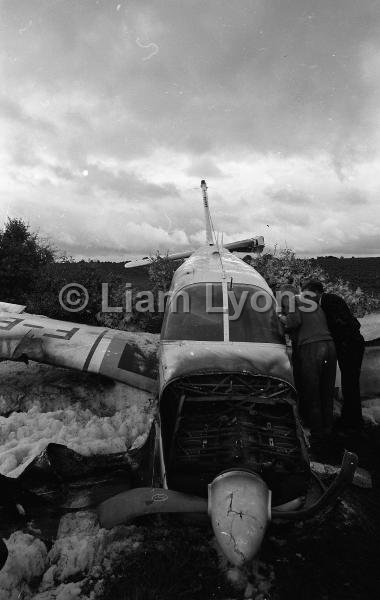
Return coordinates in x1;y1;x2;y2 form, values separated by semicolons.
0;361;155;598
0;402;153;478
0;362;155;478
31;513;145;599
0;339;379;598
0;532;48;600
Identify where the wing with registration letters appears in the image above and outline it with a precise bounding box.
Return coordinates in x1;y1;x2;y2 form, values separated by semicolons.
0;303;159;393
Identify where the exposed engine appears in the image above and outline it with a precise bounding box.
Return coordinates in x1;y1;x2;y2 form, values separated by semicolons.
160;374;310;505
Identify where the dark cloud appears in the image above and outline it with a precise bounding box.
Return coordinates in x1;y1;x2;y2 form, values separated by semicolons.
2;0;379;157
51;165;75;181
0;96;55;134
323;232;380;255
265;187;311;206
49;164;180;200
270;206;311;228
340;189;368;205
186;157;226;178
0;0;379;257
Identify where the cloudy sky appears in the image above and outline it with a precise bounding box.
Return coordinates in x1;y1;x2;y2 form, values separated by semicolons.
1;0;380;259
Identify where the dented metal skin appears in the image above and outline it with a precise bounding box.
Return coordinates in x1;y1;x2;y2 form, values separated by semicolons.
208;470;271;567
159;340;293;393
168;244;272;296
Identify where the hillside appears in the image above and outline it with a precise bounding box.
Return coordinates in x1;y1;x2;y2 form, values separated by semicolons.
56;261;152;290
313;257;380;296
54;256;380;296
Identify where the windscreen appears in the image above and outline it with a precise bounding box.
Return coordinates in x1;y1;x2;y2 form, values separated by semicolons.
162;283;283;343
228;284;283;343
162;283;224;341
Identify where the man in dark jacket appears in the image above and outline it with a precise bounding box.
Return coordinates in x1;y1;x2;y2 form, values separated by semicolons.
280;290;336;440
301;280;365;431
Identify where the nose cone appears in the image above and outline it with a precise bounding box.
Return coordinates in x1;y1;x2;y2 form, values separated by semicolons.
208;470;271;567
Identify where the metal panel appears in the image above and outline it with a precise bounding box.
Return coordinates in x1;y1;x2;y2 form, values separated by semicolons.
159;340;293;395
169;245;273;298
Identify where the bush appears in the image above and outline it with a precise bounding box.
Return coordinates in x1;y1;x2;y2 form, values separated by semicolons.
0;218;55;303
26;262;107;324
148;251;181;295
254;248;380;317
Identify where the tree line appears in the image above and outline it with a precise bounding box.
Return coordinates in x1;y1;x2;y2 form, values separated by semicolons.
1;218;379;333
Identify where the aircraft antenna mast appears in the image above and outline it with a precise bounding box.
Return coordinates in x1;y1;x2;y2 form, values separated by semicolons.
201;180;215;245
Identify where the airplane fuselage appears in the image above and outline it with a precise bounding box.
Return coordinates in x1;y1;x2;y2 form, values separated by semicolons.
156;244;311;517
159;244;293;397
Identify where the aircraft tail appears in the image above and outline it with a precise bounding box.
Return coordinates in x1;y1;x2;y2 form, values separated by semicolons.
124;179;264;269
200;179;215;245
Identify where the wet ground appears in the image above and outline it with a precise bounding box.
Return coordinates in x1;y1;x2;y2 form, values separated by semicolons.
0;361;379;599
99;427;380;600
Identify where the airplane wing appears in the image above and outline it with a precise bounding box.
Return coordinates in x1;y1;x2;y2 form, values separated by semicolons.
0;304;159;393
124;236;265;269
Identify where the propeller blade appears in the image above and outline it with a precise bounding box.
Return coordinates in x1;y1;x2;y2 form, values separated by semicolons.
97;487;207;528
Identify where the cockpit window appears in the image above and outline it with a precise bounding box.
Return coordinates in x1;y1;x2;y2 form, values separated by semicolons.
161;283;283;343
162;283;223;341
228;285;283;343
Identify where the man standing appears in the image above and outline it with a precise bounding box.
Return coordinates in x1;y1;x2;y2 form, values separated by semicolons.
280;290;337;443
301;280;365;432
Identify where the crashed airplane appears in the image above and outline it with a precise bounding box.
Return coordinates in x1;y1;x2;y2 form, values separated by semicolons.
0;180;367;568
